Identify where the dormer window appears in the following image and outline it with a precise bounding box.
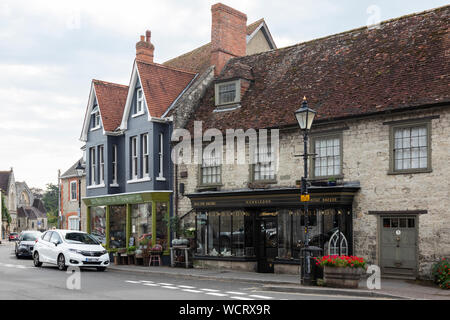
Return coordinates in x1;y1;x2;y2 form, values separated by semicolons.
134;88;144;115
215;80;241;109
91;106;101;130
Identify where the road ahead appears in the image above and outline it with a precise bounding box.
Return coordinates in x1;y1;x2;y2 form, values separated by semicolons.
0;242;381;300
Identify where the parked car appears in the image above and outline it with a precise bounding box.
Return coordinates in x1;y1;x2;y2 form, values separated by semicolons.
32;229;109;271
8;232;19;241
15;231;42;258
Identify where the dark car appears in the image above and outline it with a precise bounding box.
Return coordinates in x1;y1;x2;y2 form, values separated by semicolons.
8;232;19;241
15;231;42;258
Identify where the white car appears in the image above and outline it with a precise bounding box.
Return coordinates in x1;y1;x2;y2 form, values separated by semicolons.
32;229;109;271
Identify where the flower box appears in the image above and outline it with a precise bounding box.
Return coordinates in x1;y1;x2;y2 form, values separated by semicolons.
315;255;367;289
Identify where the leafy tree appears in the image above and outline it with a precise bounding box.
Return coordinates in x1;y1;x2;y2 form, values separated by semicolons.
1;194;11;224
42;183;59;217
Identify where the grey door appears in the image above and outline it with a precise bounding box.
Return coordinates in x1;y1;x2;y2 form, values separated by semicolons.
380;216;417;278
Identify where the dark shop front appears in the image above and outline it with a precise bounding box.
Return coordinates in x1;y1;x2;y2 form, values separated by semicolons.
188;185;359;274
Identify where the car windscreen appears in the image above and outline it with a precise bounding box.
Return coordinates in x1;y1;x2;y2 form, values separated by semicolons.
65;232;100;245
20;233;40;241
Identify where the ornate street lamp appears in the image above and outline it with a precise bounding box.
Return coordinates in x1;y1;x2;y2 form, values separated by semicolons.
294;97;316;285
75;161;85;231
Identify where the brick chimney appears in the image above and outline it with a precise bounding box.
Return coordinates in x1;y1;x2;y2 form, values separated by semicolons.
211;3;247;76
136;30;154;64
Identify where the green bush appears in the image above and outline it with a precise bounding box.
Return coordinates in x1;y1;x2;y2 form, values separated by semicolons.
431;258;450;289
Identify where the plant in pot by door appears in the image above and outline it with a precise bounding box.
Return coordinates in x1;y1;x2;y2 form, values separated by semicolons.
110;248;120;265
117;247;128;265
314;255;367;289
127;246;136;265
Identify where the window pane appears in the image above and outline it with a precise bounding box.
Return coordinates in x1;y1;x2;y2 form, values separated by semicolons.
109;205;126;248
196;213;207;255
207;214;220;256
90;206;106;244
131;203;152;247
232;214;245;257
277;210;292;259
220;215;232;255
155;202;168;251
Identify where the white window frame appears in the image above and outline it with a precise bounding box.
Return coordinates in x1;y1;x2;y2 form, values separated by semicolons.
157;133;165;181
70;181;77;202
99;145;104;184
312;135;342;179
200;149;222;185
142;134;149;177
131;136;138;180
68;216;80;231
91;106;101;130
112;145;118;185
252;142;276;182
90;147;96;185
215;80;241;106
134;88;144;116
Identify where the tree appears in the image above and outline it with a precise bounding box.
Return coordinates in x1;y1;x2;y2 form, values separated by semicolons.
42;183;59;217
1;194;11;224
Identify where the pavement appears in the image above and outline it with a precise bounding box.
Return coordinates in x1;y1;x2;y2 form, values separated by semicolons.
108;263;450;300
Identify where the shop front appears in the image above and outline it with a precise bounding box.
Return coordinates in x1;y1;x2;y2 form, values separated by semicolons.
83;192;171;264
188;185;359;274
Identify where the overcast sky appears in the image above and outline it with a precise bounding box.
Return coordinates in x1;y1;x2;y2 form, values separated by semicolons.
0;0;447;189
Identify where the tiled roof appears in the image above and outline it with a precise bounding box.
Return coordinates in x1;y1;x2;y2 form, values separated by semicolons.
0;171;11;193
163;19;266;73
136;61;196;118
93;80;129;132
187;6;450;132
61;158;85;179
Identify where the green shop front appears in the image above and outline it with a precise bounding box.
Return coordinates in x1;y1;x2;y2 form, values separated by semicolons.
83;192;172;264
188;185;359;274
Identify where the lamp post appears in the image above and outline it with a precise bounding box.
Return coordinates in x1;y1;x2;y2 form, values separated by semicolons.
75;161;85;231
294;97;316;285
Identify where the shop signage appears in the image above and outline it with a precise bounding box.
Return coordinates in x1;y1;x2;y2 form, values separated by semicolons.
87;194;144;206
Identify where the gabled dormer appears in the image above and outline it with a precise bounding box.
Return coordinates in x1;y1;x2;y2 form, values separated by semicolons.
214;62;254;112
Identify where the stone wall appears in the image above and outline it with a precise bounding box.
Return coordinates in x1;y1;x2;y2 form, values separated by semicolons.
176;105;450;278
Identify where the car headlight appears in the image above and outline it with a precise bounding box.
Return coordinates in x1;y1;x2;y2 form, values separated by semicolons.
69;249;83;254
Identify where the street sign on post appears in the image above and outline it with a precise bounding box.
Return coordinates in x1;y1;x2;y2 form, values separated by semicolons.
301;194;310;202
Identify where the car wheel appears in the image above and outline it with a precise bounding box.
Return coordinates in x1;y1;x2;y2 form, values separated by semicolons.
57;254;67;271
97;267;106;272
33;252;42;267
58;253;67;271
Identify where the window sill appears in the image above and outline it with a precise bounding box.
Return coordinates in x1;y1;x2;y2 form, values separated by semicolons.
127;176;152;184
110;183;120;188
87;184;105;190
90;126;101;132
132;111;145;118
387;169;432;175
156;177;166;182
213;104;241;113
250;179;277;185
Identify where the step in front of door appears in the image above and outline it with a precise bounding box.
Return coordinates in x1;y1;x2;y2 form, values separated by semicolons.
382;267;416;280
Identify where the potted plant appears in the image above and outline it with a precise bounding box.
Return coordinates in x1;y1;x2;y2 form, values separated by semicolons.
117;247;128;265
327;177;337;186
127;246;136;265
138;238;150;266
314;255;367;288
110;248;121;265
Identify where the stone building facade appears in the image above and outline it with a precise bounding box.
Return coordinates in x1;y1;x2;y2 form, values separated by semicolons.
171;5;450;279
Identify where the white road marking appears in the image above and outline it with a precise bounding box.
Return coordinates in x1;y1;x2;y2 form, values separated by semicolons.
231;296;254;300
226;291;246;295
142;283;159;287
182;289;202;293
139;280;154;283
161;286;178;290
158;283;173;286
125;281;141;284
249;295;273;299
201;288;220;292
178;285;196;289
206;292;228;297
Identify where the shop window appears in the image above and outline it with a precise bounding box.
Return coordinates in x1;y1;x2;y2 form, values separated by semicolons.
232;214;245;257
277;210;291;259
207;214;220;256
220;213;232;256
131;203;152;246
109;205;126;248
155;202;168;251
90;206;106;245
196;213;207;255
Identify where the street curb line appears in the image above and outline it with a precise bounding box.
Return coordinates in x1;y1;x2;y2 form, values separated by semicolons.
262;285;412;300
108;266;411;299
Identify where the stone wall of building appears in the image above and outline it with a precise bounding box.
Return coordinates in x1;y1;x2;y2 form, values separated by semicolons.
60;176;87;231
176;105;450;278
